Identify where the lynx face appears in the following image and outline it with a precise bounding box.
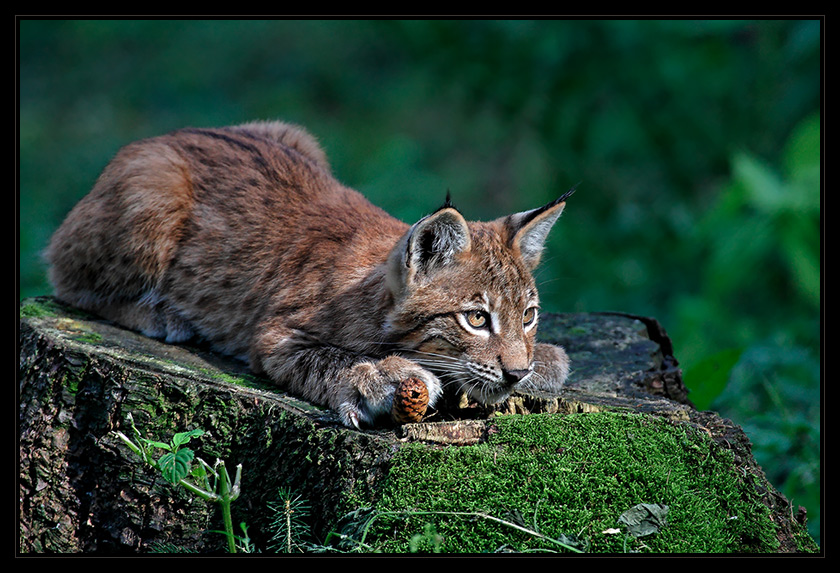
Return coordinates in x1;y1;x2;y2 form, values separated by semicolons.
396;287;542;405
383;193;573;407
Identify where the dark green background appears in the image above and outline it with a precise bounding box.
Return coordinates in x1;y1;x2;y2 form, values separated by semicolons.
18;18;821;546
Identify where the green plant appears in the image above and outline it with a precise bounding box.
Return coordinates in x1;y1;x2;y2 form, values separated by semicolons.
113;414;245;553
266;488;312;553
409;522;444;553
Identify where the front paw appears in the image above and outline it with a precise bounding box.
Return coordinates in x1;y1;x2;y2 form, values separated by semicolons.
522;343;570;395
337;356;441;428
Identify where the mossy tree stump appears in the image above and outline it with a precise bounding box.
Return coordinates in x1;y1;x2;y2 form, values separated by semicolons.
18;297;818;553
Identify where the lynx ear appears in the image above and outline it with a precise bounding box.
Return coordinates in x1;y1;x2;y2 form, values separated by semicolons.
506;185;576;270
388;203;471;294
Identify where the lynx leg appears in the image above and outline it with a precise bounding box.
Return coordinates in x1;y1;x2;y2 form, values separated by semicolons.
77;292;196;343
524;342;570;394
337;355;442;428
254;327;441;428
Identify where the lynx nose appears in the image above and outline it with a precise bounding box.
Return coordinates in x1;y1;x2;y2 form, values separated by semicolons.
502;369;531;386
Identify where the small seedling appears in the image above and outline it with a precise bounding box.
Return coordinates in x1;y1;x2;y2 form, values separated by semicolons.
267;487;312;553
114;414;244;553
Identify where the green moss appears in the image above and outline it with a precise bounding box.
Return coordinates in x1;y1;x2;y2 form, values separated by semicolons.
363;412;781;553
205;370;248;387
19;298;61;319
74;331;103;344
62;372;81;395
195;367;268;391
19;297;89;320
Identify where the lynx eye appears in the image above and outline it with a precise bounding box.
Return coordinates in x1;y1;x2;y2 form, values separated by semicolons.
523;306;538;327
464;310;488;329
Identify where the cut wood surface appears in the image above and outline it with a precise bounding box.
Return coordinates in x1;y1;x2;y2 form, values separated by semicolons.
18;297;817;553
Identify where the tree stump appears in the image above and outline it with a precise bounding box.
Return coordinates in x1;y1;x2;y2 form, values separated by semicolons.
18;297;818;553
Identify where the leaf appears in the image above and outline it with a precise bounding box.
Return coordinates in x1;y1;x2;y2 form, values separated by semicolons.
618;503;669;538
783;112;820;186
732;153;786;214
142;439;173;452
191;459;208;481
171;428;205;450
780;222;821;309
683;347;744;410
158;447;196;484
555;532;587;551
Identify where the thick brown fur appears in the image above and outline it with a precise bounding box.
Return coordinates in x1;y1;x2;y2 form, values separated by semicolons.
46;120;571;427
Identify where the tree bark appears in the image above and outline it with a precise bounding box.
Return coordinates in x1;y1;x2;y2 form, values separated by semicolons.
18;297;817;553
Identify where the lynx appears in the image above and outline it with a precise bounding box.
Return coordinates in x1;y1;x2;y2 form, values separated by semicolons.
46;121;572;428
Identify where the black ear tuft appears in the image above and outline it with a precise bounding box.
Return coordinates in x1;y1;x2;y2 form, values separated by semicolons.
558;181;580;204
504;183;579;270
543;182;579;213
439;190;456;212
514;183;579;231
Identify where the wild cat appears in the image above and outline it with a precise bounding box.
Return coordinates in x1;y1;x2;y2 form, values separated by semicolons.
46;121;571;428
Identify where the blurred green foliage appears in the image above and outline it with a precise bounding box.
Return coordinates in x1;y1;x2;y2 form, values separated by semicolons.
18;19;821;545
